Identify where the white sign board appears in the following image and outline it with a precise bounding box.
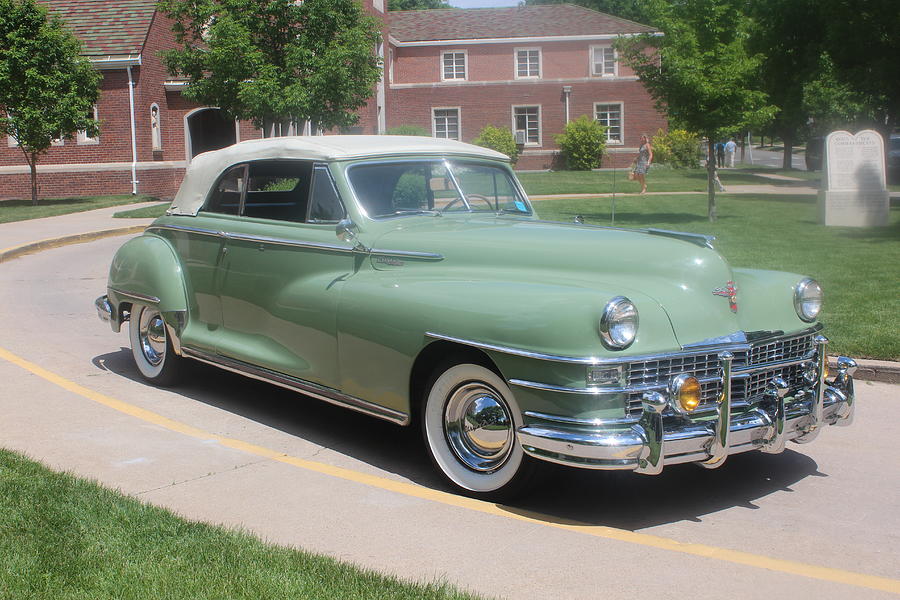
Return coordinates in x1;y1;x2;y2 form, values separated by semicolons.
819;129;889;227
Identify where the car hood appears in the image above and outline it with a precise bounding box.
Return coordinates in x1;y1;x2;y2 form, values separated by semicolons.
370;215;744;347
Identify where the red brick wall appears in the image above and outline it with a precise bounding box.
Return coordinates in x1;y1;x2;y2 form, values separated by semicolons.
388;39;667;169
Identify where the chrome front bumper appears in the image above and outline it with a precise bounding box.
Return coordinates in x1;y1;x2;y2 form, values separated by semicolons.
517;341;857;474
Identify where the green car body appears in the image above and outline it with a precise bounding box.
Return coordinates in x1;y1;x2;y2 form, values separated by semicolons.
96;136;856;499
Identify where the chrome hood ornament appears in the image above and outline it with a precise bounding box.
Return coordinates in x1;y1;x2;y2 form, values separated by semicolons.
713;281;738;313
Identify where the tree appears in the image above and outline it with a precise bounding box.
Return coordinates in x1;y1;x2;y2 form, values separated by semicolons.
525;0;660;26
819;0;900;158
389;0;449;11
0;0;100;205
617;0;775;221
748;0;824;169
160;0;383;133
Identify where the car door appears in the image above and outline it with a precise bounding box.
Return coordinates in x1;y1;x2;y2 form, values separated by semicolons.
215;160;353;390
157;163;246;353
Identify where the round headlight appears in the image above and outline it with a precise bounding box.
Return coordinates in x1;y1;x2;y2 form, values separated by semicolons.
599;296;639;350
794;278;823;322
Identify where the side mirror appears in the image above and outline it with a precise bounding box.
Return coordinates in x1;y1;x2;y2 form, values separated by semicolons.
336;218;368;252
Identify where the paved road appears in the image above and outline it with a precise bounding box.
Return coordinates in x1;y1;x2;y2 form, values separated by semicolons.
743;146;808;171
1;236;898;599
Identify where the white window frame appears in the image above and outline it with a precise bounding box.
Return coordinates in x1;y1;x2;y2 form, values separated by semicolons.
432;107;461;141
441;50;467;82
7;134;18;148
77;104;100;145
590;45;618;77
515;47;541;80
512;105;541;146
594;102;624;145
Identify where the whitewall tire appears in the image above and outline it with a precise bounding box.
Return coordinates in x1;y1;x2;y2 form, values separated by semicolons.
422;363;534;500
128;303;182;386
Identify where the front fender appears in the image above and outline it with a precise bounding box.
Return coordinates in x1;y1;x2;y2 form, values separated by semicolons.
733;267;817;333
107;234;188;342
337;273;678;413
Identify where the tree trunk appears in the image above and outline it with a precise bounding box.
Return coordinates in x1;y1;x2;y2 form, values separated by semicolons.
782;131;794;170
707;139;717;222
28;155;39;206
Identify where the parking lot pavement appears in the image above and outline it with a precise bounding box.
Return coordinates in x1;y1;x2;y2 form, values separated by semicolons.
1;235;899;599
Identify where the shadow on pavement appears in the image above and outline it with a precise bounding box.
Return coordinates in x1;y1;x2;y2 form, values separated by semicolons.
92;348;824;531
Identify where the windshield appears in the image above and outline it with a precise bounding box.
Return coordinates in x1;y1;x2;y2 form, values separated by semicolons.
347;159;532;219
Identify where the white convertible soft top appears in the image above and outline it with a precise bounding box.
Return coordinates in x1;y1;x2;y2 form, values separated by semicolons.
168;135;509;216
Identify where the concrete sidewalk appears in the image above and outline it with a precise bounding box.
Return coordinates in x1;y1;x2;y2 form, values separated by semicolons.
0;201;160;262
0;197;896;383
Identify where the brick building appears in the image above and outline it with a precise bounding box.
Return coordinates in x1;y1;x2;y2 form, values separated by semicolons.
0;1;663;200
387;5;665;170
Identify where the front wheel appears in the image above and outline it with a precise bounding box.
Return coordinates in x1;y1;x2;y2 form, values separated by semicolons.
422;363;534;501
128;303;183;386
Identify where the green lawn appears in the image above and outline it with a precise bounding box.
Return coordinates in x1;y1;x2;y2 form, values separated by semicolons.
0;195;158;224
0;449;482;600
533;193;900;360
113;202;171;219
517;165;820;195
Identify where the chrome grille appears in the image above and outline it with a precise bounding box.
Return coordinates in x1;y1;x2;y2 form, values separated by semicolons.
750;333;815;365
625;333;816;416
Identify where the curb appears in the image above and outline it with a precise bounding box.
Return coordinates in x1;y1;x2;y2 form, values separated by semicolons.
1;223;897;385
829;357;900;385
0;225;147;264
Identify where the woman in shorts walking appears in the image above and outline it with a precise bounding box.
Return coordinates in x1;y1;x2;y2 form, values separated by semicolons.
633;134;653;194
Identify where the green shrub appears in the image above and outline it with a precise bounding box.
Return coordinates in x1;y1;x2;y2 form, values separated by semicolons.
473;125;519;165
651;129;703;168
385;124;430;136
555;116;607;170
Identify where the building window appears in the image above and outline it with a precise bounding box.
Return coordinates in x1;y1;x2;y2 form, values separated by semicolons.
594;103;623;144
591;46;617;77
433;108;460;140
442;51;466;81
513;106;540;145
77;105;99;144
515;48;541;79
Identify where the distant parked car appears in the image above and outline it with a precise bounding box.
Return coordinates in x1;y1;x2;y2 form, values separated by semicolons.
805;136;823;171
96;135;857;500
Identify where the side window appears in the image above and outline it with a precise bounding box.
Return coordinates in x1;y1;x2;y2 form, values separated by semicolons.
204;164;246;215
308;165;345;223
243;160;312;222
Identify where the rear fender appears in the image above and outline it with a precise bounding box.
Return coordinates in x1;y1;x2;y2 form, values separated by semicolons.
107;234;188;352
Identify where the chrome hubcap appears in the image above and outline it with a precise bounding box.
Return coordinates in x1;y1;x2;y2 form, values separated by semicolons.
138;308;166;367
444;382;514;472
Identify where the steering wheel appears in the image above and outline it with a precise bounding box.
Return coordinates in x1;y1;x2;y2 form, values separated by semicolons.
440;194;494;213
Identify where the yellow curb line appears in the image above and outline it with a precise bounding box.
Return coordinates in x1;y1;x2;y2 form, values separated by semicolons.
0;225;147;263
1;345;898;595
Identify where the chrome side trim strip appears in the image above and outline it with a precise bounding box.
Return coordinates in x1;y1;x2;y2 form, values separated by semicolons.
109;287;161;305
428;326;823;367
510;375;721;395
524;410;636;427
147;224;223;238
370;248;444;261
181;347;410;426
223;231;354;253
147;224;444;260
426;332;606;365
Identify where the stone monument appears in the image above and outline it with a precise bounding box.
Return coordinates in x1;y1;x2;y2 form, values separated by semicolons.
818;129;890;227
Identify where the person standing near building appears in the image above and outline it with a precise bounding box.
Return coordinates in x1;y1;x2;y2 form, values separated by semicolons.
725;137;737;168
633;134;653;194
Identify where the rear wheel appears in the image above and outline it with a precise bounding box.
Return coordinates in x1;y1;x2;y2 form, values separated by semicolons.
422;362;534;501
128;303;183;386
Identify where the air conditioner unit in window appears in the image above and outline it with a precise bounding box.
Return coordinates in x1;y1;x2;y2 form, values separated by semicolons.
514;130;527;145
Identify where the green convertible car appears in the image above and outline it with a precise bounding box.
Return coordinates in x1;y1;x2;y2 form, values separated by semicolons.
96;136;856;499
